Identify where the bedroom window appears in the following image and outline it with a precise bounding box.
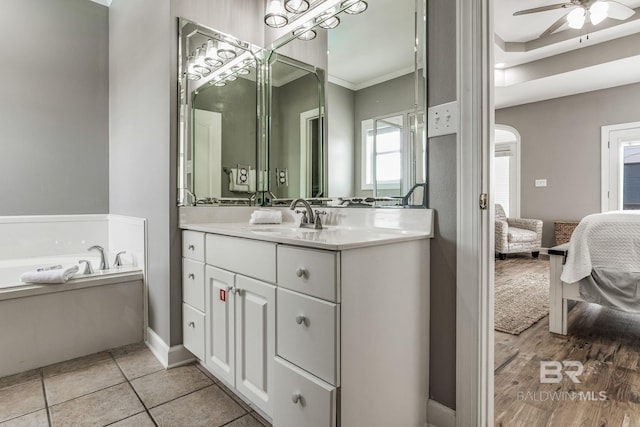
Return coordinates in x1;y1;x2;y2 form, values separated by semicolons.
494;126;521;217
602;122;640;211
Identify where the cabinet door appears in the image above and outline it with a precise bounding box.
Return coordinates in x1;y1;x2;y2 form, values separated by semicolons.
205;265;235;385
183;303;205;361
235;275;276;418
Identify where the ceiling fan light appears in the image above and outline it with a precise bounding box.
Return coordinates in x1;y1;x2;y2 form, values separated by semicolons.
590;1;609;25
567;7;586;29
265;0;288;28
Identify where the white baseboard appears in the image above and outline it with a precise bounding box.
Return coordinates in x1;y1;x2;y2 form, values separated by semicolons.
427;399;456;427
145;327;196;368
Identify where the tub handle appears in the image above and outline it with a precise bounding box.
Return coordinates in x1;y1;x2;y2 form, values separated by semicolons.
79;260;94;275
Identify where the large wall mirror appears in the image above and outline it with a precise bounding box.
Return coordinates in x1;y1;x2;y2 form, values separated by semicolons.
273;0;426;207
178;19;268;206
177;0;427;208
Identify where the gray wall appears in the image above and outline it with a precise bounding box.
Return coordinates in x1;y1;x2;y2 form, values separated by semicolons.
110;0;266;347
109;0;172;342
428;0;458;411
327;82;355;197
496;82;640;247
0;0;109;215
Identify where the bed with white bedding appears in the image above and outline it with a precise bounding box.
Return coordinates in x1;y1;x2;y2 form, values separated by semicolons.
549;211;640;334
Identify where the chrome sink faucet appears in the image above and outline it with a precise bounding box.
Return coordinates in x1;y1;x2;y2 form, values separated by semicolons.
88;245;109;270
289;198;325;229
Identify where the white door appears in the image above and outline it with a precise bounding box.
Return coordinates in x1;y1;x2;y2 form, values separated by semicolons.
205;265;235;385
602;123;640;211
194;109;222;199
234;275;276;417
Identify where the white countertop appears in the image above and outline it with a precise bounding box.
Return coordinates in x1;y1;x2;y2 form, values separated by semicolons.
180;222;432;250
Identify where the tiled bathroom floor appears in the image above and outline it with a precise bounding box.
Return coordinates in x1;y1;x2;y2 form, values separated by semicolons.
0;343;271;427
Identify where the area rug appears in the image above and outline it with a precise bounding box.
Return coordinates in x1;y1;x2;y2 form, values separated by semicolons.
494;271;549;335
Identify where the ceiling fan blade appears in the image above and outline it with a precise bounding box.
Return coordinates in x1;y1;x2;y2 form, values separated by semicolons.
606;1;636;20
539;12;571;38
513;3;575;16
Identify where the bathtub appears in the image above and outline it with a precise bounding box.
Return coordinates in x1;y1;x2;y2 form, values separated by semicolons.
0;215;147;378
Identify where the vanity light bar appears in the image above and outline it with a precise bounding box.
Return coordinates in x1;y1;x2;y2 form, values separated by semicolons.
286;0;367;42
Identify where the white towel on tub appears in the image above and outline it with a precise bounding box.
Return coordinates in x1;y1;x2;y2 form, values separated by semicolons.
21;264;79;284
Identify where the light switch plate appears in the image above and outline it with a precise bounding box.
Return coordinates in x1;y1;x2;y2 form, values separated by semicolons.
535;179;547;187
428;101;459;137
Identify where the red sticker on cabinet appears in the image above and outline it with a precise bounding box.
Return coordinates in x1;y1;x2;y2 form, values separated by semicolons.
219;289;226;302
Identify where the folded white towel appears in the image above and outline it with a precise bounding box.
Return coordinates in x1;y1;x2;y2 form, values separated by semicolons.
249;209;283;224
21;264;79;284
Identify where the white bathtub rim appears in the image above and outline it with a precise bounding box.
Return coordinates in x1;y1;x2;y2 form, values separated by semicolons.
0;269;143;301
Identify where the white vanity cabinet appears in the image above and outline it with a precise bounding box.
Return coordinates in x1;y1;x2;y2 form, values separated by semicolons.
181;227;429;427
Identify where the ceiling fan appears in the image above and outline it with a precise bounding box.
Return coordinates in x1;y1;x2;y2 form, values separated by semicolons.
513;0;636;38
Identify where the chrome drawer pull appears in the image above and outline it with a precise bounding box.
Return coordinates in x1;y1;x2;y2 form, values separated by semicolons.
291;393;303;405
188;273;195;279
188;321;195;328
295;315;307;326
295;267;308;278
188;244;195;251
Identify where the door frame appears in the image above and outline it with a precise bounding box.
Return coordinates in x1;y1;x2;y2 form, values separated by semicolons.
601;121;640;211
456;0;494;426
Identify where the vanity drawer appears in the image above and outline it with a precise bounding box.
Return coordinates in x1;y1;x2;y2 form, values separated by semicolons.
206;234;276;283
277;288;339;386
183;258;205;312
277;245;339;302
183;303;205;361
274;357;337;427
183;231;205;262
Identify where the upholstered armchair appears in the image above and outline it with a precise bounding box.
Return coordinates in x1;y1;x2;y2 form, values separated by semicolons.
495;204;543;260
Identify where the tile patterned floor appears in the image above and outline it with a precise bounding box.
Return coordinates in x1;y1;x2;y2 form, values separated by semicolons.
0;343;271;427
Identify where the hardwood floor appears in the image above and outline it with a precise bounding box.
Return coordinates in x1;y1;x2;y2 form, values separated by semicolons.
494;254;640;427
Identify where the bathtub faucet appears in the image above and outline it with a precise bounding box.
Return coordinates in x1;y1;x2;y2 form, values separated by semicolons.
88;245;109;270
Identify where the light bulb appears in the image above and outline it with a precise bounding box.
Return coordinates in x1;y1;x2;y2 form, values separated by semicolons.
318;8;340;29
567;7;586;29
217;41;237;60
186;55;201;80
193;47;211;75
285;0;309;14
293;22;317;41
342;0;368;15
590;1;609;25
204;40;223;68
265;0;288;28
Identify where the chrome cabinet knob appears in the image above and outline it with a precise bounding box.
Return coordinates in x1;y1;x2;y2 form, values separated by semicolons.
188;321;195;328
296;315;307;325
295;267;307;278
188;273;195;279
291;393;303;404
